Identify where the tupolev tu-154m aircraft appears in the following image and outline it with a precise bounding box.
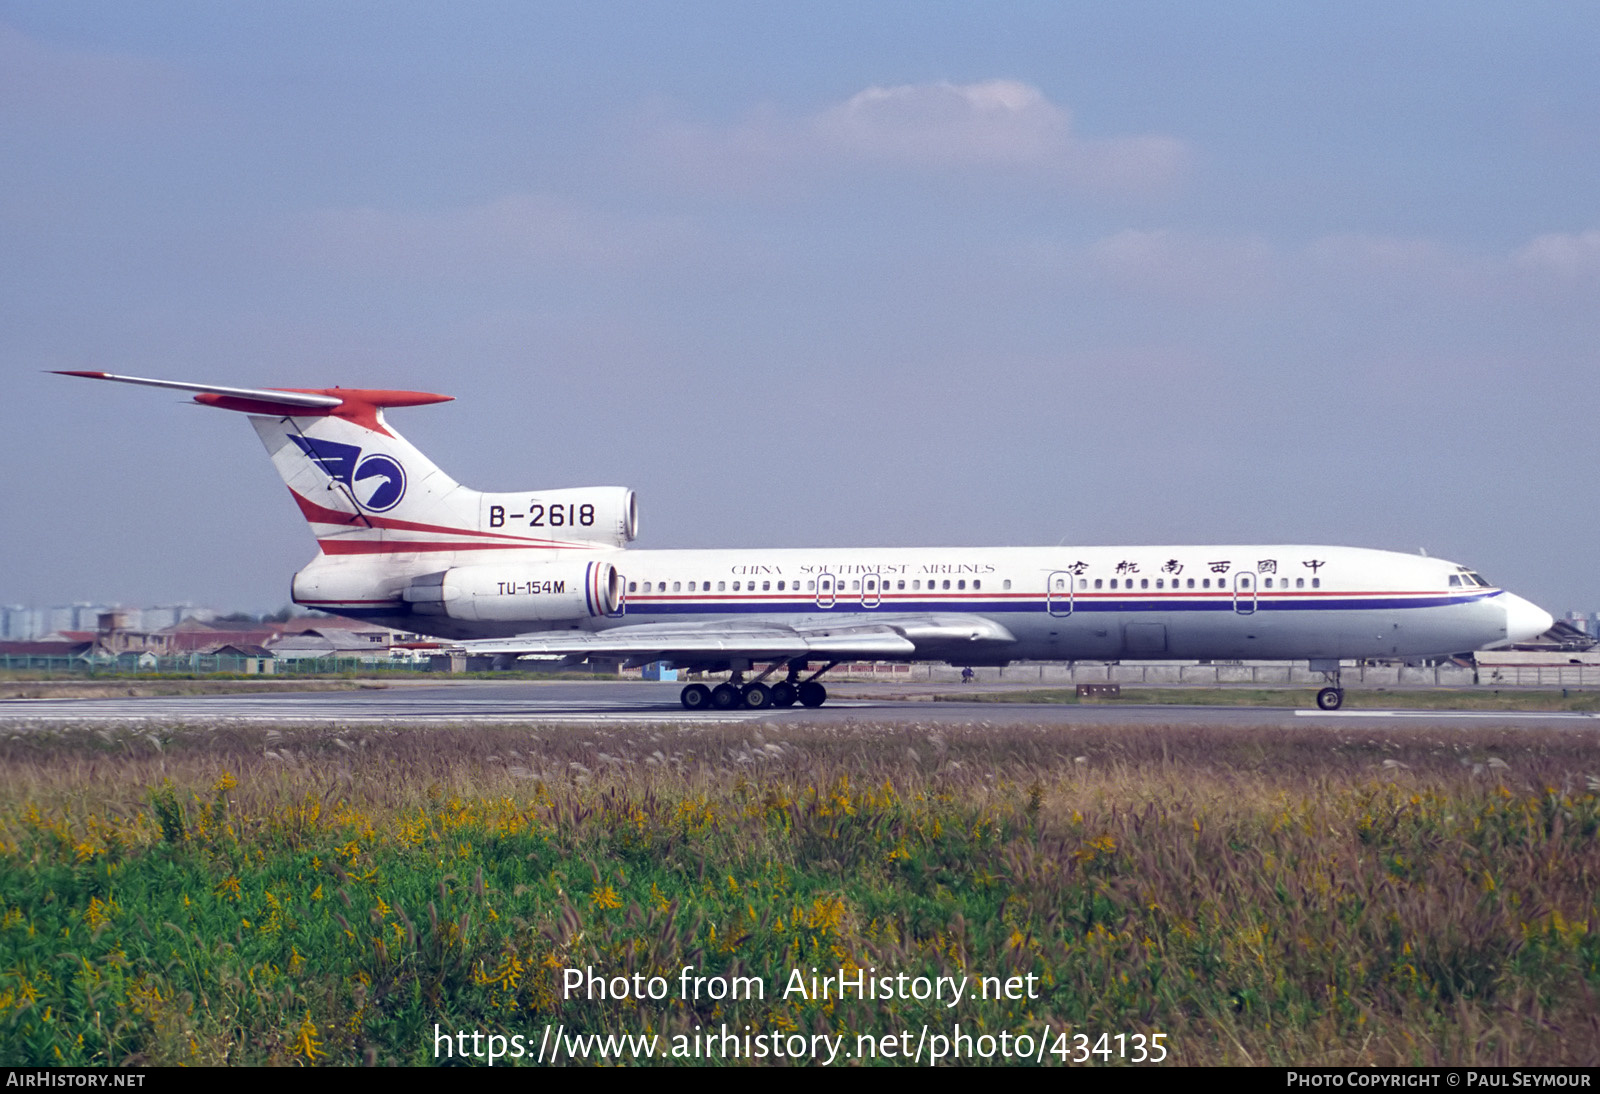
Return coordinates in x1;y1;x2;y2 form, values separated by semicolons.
60;371;1554;711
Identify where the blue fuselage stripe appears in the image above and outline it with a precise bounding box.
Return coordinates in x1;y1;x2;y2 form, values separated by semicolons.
617;592;1494;616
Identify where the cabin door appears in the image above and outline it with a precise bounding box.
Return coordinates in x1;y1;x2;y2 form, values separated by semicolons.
815;573;837;609
1232;570;1258;614
1046;571;1075;617
861;573;882;608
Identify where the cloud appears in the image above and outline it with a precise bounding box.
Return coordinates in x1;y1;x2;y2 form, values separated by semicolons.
1308;233;1457;277
647;79;1189;197
1086;229;1277;301
816;80;1068;167
1304;233;1492;301
289;193;698;279
1028;226;1600;312
0;21;187;127
1307;230;1600;306
1513;230;1600;278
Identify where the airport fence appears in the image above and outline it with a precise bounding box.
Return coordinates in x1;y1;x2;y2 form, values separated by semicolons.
1477;663;1600;687
0;654;432;676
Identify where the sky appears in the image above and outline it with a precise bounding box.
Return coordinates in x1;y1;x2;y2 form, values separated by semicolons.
3;2;1598;616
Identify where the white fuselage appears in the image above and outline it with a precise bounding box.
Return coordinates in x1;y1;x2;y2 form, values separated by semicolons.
304;542;1545;663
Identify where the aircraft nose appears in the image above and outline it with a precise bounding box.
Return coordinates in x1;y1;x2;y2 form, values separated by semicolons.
1501;593;1554;645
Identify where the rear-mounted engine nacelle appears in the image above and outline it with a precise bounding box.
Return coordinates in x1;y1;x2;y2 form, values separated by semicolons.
404;561;622;622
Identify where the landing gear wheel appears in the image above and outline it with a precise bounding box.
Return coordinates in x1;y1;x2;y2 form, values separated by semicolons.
1316;687;1345;711
769;681;797;707
680;684;711;710
798;681;828;708
741;683;771;710
711;683;741;710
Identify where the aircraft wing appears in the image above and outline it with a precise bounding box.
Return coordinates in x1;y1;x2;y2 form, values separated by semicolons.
455;613;1015;663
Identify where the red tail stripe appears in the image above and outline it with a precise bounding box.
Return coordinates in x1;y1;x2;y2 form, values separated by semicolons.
318;539;589;555
289;488;576;544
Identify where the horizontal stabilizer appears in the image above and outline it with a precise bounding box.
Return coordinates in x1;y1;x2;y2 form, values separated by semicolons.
55;370;452;417
55;371;344;408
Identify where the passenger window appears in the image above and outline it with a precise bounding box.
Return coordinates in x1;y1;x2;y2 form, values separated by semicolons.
958;580;966;590
1094;579;1103;590
628;581;637;593
898;580;905;590
1110;579;1118;589
763;581;770;591
1187;579;1195;589
1241;577;1250;588
1312;578;1320;588
1141;578;1148;589
1296;578;1304;589
807;581;815;591
718;581;726;591
973;580;980;590
1156;579;1163;589
1202;579;1210;589
1079;579;1087;590
673;581;681;592
942;579;951;590
1003;579;1011;590
643;581;652;593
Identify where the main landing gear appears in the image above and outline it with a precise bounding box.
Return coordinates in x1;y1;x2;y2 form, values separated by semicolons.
679;660;836;710
1313;660;1345;710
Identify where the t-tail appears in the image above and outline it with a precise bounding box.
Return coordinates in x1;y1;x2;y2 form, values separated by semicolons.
57;371;635;622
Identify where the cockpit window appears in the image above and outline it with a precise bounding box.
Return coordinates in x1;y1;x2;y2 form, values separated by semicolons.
1467;572;1491;587
1448;575;1461;587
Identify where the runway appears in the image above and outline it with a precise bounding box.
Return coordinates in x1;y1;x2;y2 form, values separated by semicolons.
3;680;1597;729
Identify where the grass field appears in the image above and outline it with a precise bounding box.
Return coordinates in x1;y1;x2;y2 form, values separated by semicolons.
1;717;1596;1065
0;670;615;700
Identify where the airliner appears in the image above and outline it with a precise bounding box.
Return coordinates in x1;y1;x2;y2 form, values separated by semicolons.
59;372;1554;712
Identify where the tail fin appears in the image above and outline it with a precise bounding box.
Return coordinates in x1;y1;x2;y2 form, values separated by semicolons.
59;372;637;554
